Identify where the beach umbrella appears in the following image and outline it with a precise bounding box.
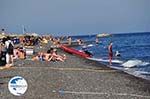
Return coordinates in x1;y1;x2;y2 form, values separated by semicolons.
24;33;39;37
0;34;6;39
31;33;39;37
9;34;18;37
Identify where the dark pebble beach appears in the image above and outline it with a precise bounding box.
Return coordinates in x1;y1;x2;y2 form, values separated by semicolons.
0;44;150;99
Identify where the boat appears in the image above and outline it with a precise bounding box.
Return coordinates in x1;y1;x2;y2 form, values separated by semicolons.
96;33;111;38
60;45;91;58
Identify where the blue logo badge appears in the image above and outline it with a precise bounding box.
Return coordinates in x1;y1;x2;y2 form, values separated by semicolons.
8;76;28;96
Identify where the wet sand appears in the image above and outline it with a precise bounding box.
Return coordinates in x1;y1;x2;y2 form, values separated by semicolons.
0;46;150;99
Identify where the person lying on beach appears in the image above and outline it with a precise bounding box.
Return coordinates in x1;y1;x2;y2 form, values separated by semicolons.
13;48;19;59
13;47;26;59
43;49;53;61
32;52;45;61
48;49;66;62
32;49;66;62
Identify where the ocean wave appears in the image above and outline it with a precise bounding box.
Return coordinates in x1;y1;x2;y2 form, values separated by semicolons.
122;60;150;68
89;58;150;68
88;58;123;64
133;71;150;75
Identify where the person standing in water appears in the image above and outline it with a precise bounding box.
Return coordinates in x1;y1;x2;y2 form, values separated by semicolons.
108;42;113;65
67;36;72;45
95;37;99;44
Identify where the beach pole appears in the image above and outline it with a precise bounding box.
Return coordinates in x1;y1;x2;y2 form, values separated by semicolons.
22;25;26;34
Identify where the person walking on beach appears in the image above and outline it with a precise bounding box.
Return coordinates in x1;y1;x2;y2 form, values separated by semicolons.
108;42;113;65
5;37;14;67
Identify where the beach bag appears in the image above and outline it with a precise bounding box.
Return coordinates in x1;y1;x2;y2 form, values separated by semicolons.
6;41;14;55
0;51;6;66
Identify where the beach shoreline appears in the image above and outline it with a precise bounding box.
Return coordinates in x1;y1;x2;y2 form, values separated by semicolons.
0;45;150;99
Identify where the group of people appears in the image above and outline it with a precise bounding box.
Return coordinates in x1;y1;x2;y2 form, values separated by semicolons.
66;36;119;66
0;35;121;67
19;36;40;46
32;48;66;62
0;35;68;68
58;36;121;65
0;37;27;67
13;46;26;59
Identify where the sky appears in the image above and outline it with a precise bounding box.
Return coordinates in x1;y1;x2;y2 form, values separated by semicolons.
0;0;150;35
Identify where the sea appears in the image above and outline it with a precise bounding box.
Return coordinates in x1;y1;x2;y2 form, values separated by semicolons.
71;32;150;80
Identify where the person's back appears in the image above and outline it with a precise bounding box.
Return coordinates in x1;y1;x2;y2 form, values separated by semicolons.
6;40;14;55
5;37;14;66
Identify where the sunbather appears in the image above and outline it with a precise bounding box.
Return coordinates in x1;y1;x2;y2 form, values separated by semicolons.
48;49;66;62
32;52;45;61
